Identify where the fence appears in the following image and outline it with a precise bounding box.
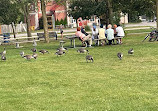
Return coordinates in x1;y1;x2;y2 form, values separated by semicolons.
0;22;27;34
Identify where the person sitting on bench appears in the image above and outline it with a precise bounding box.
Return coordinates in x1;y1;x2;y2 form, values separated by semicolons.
75;27;92;47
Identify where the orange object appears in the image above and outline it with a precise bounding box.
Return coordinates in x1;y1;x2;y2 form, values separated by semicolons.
113;24;117;28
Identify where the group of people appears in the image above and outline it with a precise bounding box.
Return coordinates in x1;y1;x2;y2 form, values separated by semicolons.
75;24;125;46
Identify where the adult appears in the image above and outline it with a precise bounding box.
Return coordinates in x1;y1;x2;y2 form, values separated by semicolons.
59;24;64;39
113;24;117;44
106;24;114;45
98;24;106;45
116;24;125;44
75;27;92;47
81;25;89;36
92;25;98;45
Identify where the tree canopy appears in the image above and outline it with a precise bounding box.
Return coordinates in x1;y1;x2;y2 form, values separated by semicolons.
68;0;156;24
0;0;22;25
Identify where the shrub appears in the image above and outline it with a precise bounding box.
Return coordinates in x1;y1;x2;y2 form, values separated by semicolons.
85;25;91;31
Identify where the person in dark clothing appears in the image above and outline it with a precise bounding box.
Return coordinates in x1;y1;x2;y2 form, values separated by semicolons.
81;25;89;36
80;25;91;46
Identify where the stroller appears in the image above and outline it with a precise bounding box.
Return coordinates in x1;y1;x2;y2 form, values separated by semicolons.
142;28;158;42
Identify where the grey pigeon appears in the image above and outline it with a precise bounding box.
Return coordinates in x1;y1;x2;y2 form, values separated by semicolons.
55;50;65;56
0;47;6;56
128;48;134;55
20;51;24;57
86;55;93;63
77;48;89;54
117;52;123;60
33;40;37;47
1;55;6;61
39;50;49;54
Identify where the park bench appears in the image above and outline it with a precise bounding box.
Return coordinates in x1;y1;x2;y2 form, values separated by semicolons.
37;32;58;40
14;36;40;48
0;36;15;45
94;36;123;46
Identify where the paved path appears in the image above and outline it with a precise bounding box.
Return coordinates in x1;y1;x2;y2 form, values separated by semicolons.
125;21;156;27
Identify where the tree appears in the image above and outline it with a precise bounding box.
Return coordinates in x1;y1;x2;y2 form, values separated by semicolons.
68;0;113;26
0;0;22;38
16;0;37;39
40;0;49;43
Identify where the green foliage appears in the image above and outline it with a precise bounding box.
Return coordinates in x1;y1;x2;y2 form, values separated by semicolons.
55;19;60;25
128;12;142;23
63;18;67;26
85;25;91;31
0;0;22;25
113;12;121;25
60;19;64;25
55;18;67;26
69;0;156;24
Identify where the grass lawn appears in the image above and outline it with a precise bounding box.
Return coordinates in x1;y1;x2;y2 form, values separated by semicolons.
0;33;158;111
125;29;152;34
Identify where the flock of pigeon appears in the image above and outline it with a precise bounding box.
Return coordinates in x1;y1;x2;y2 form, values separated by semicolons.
0;46;134;62
117;48;134;60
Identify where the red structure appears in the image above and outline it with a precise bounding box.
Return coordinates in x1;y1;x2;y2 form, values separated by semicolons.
29;1;67;29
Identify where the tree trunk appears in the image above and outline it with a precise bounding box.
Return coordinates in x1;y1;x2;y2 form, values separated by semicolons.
11;23;16;38
107;0;113;25
23;4;32;40
156;0;158;30
41;0;49;43
106;10;109;28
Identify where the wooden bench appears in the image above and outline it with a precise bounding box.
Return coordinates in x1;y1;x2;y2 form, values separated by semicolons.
14;36;39;48
0;36;15;45
15;40;40;48
94;37;123;46
37;32;57;40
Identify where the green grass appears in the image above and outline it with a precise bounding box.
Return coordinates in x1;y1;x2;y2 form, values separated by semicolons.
0;34;158;111
124;26;151;29
125;29;152;34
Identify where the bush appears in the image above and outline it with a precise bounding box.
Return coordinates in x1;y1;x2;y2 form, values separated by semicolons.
85;25;91;31
55;19;60;25
55;18;67;26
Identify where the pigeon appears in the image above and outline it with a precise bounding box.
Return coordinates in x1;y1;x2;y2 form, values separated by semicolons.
33;40;37;47
57;47;68;52
31;47;37;52
55;50;65;56
77;48;89;54
117;52;123;60
23;55;34;60
32;53;38;59
39;50;49;54
86;55;93;63
1;55;6;61
0;47;6;56
20;51;25;57
128;48;134;55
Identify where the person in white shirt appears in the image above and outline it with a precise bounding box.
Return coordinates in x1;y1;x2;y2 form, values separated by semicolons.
116;25;125;44
106;24;114;45
92;25;98;45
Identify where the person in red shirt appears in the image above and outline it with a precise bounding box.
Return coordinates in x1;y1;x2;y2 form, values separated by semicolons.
75;27;92;47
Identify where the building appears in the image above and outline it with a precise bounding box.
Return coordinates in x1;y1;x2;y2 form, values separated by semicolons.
29;0;67;29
